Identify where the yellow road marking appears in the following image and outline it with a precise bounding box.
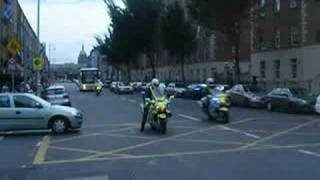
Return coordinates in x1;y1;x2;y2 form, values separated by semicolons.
33;136;50;165
35;141;320;165
49;146;134;158
49;146;102;154
51;126;137;144
241;119;320;149
83;123;136;129
81;118;255;160
102;133;157;140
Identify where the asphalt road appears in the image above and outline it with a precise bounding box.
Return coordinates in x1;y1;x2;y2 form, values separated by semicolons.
1;83;320;180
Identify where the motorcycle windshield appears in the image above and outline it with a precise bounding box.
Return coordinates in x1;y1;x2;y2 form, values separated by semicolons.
153;86;166;99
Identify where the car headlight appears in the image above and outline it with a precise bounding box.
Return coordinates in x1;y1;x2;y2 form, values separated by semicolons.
73;111;82;118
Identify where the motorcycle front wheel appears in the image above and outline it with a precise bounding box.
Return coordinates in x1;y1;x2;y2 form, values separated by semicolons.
160;119;167;134
217;111;229;124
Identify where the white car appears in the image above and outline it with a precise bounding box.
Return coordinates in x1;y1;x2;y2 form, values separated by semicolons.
115;82;134;94
315;95;320;114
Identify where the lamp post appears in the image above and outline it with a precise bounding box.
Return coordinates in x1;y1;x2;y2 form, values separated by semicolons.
35;0;41;96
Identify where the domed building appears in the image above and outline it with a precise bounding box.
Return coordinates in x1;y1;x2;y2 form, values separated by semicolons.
77;44;89;67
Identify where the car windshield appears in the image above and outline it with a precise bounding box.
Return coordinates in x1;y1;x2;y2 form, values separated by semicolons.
46;88;65;95
176;83;185;88
243;86;252;93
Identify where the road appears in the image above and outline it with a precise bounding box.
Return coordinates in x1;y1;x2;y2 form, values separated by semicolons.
1;83;320;180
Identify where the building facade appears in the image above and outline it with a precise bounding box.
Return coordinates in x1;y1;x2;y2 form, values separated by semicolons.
0;0;41;87
251;0;320;93
130;0;251;84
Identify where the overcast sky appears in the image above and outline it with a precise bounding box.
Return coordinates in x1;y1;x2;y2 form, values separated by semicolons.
18;0;112;64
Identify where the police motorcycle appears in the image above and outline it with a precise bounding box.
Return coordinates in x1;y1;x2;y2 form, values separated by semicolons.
95;81;103;96
141;84;173;134
200;86;231;123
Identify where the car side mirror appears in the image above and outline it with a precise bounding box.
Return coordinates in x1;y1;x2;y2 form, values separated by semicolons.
35;102;43;109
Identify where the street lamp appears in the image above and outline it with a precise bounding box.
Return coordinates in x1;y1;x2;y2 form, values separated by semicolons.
36;0;41;96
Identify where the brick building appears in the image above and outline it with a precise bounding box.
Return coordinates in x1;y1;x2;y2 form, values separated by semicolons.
130;0;251;84
251;0;320;93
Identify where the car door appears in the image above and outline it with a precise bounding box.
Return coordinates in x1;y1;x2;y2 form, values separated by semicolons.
230;85;242;105
12;95;46;130
270;89;289;111
278;89;291;111
0;95;16;131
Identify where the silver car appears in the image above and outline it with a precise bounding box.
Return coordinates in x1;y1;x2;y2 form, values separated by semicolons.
0;93;83;134
43;85;72;106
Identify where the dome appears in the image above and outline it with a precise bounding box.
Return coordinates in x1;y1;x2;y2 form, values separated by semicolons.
79;44;87;57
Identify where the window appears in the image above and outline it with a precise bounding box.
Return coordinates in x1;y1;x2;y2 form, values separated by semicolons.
274;0;280;13
260;61;266;78
316;30;320;42
274;60;280;78
260;0;266;7
290;26;299;46
203;68;207;80
0;96;10;108
196;69;200;81
291;58;298;78
274;28;280;48
14;96;38;108
211;67;216;78
290;0;297;8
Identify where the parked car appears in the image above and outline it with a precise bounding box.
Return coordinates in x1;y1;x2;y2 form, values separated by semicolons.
0;93;83;134
42;85;72;106
315;95;320;114
166;83;187;97
184;84;208;100
227;84;265;108
265;88;316;113
103;80;112;88
115;82;134;94
110;82;118;92
132;82;143;91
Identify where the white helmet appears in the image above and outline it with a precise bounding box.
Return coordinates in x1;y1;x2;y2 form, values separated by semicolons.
206;78;214;85
151;78;160;87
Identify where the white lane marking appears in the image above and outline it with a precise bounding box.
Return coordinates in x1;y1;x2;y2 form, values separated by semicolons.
299;150;320;158
178;114;201;122
220;126;261;139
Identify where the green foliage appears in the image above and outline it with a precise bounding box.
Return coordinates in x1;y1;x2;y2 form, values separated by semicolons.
162;2;196;58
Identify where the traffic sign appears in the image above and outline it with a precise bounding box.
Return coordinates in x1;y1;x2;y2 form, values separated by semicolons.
33;57;43;71
7;58;16;72
6;37;21;55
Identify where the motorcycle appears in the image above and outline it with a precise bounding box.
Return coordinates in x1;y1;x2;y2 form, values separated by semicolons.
142;95;173;134
95;84;102;96
200;91;230;123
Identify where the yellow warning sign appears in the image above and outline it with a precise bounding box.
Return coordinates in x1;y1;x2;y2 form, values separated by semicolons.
33;57;43;71
6;37;21;55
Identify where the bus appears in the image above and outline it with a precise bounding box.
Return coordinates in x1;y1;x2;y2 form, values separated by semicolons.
79;68;100;91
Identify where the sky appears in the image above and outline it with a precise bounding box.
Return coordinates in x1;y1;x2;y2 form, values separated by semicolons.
18;0;112;64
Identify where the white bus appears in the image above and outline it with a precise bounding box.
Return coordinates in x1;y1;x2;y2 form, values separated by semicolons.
79;68;100;91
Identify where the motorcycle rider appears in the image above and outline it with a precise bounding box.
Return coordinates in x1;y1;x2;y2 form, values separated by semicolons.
206;78;215;95
94;79;103;88
140;78;167;132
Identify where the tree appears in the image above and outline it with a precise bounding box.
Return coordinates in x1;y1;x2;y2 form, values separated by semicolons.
99;0;163;79
188;0;252;83
162;2;196;83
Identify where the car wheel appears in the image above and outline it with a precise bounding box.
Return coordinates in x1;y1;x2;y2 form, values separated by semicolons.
51;118;68;134
267;102;273;111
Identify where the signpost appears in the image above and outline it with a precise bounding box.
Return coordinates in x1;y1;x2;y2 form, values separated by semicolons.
8;58;16;92
6;37;21;55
